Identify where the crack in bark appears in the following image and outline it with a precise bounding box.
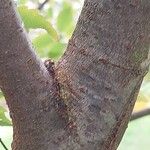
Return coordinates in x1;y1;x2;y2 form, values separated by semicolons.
98;57;146;77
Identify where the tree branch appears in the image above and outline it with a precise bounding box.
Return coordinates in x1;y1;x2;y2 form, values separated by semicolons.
0;0;150;150
0;0;68;149
56;0;150;149
0;138;8;150
131;108;150;121
38;0;49;10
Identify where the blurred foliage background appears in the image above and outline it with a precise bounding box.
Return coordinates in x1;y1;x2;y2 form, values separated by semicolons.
0;0;150;149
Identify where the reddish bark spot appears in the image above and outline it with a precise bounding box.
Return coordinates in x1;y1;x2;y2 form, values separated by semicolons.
130;0;140;7
79;49;89;56
98;58;109;65
79;85;88;94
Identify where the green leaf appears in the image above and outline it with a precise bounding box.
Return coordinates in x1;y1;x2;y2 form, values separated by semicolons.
32;33;53;57
17;6;59;41
32;33;66;59
0;106;11;126
48;42;66;60
57;3;74;33
18;0;26;5
44;7;53;19
33;33;53;49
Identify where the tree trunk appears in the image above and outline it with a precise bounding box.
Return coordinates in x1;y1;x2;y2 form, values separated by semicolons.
0;0;149;150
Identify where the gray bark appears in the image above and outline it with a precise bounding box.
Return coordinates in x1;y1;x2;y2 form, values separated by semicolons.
0;0;150;150
0;1;68;149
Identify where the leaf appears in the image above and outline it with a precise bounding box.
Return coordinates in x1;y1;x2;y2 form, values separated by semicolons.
33;33;53;49
18;0;26;5
17;6;59;41
0;106;11;126
32;33;66;59
48;42;66;60
57;2;74;33
32;33;53;57
44;7;53;19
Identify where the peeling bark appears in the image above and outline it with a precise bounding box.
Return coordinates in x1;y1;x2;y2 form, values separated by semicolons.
0;0;150;150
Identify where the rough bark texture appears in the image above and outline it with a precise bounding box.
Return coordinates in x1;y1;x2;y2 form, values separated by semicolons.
0;1;68;149
0;0;150;150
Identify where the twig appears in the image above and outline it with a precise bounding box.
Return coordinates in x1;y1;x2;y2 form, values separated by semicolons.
0;138;8;150
38;0;49;10
130;108;150;121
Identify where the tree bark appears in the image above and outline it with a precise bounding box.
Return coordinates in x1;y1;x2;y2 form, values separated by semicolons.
0;0;150;150
0;1;68;149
